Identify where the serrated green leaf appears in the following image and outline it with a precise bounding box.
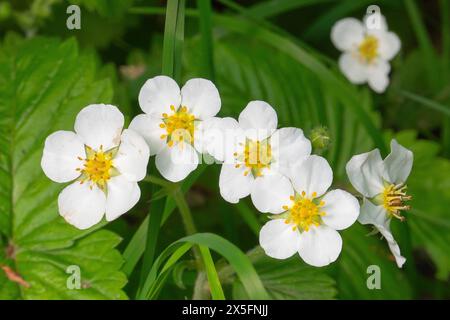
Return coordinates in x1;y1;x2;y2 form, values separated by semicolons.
0;35;127;299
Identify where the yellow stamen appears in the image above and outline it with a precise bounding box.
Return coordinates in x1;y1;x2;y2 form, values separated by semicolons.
160;105;195;146
235;139;272;177
358;35;379;63
79;148;115;190
284;191;325;232
382;183;411;221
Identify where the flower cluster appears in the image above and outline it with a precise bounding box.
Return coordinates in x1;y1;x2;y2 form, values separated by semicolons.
41;12;410;268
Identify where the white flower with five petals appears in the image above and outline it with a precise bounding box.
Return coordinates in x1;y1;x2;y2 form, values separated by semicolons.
331;15;401;93
211;101;311;204
346;139;413;267
257;155;360;267
41;104;150;230
129;75;221;182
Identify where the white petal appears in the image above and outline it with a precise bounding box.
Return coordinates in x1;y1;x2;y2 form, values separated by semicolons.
270;127;311;176
181;78;221;120
105;175;140;221
338;53;368;84
138;75;181;116
194;117;244;163
331;18;365;51
291;155;333;198
378;31;401;60
358;198;389;226
259;219;300;260
113;129;150;182
359;200;406;268
155;144;199;182
321;189;360;230
367;59;391;93
58;182;106;230
74;104;124;151
129;114;166;156
41;131;85;183
382;139;413;184
377;222;406;268
345;149;385;197
297;225;342;267
219;164;253;203
250;173;294;214
238;101;278;140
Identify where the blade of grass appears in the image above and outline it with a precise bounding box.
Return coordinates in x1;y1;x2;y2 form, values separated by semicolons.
198;245;225;300
162;0;180;77
140;233;269;300
174;0;185;82
137;188;165;294
400;90;450;117
197;0;215;80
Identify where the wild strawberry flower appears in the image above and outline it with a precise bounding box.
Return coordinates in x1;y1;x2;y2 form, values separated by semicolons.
129;75;221;182
331;14;401;93
346;139;413;267
41;104;150;230
211;100;311;204
257;155;360;267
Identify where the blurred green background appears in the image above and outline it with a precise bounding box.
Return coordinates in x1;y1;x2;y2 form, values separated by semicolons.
0;0;449;300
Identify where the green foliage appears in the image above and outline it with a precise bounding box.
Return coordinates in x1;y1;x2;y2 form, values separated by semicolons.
0;35;127;299
232;247;337;300
392;131;450;280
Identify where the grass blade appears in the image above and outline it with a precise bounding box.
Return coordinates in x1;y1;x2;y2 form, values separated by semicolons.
197;0;215;80
140;233;269;300
400;90;450;117
198;245;226;300
162;0;180;76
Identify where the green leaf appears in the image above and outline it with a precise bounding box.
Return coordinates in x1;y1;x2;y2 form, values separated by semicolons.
337;224;413;299
0;35;126;299
198;245;225;300
231;247;337;300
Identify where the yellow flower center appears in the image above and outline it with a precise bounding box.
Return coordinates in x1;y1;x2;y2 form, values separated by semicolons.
234;139;272;177
358;35;379;63
160;105;195;147
283;191;326;232
77;146;115;190
382;183;411;221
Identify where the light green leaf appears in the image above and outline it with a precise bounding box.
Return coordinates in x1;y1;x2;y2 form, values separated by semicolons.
0;35;126;299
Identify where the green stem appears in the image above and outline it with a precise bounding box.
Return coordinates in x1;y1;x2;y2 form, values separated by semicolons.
172;189;206;299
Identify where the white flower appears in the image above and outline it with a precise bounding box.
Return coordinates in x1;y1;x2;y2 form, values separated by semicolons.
257;155;360;267
212;101;311;204
346;139;413;267
41;104;149;230
129;75;221;182
331;15;401;93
